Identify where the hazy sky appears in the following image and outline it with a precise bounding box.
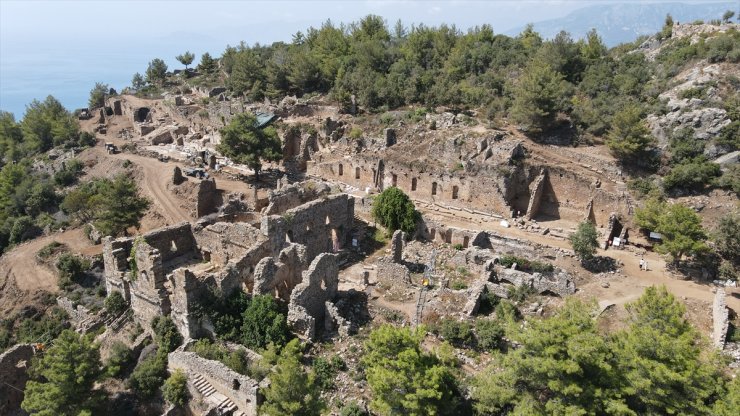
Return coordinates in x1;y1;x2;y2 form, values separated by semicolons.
0;1;723;115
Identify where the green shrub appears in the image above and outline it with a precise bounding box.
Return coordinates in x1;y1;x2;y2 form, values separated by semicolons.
106;341;133;377
189;338;250;375
436;318;474;347
453;243;464;250
56;253;89;288
450;280;468;290
475;319;505;351
349;127;363;139
152;316;182;353
663;160;721;191
313;356;345;391
104;291;127;316
340;402;368;416
162;369;189;407
371;187;418;235
37;241;64;259
498;255;554;273
128;353;167;398
241;295;289;350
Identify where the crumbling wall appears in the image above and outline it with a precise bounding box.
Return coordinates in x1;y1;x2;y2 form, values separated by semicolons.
253;244;308;301
103;237;134;301
288;253;339;340
168;350;260;416
196;178;218;218
0;344;34;415
262;180;331;215
713;288;729;349
141;223;198;264
169;269;206;339
262;193;354;262
194;222;266;267
495;268;576;297
525;170;548;220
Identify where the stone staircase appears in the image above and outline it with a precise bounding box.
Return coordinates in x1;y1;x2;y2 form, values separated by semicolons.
191;373;247;416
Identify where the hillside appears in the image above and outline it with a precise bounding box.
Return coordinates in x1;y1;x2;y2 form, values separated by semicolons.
0;15;739;416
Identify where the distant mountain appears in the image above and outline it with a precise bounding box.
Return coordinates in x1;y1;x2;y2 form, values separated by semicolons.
505;2;737;46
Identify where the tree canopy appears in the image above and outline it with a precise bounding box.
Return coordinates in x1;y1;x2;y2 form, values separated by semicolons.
218;113;282;179
88;82;109;109
371;186;418;235
569;220;599;260
22;330;102;416
636;199;708;264
175;51;195;69
145;58;168;86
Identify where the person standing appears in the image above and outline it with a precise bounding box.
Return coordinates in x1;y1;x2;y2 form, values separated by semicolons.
639;258;645;271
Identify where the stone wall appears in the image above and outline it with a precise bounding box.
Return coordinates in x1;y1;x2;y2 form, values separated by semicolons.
168;350;260;416
288;253;339;340
253;243;308;301
713;288;729;349
0;344;34;415
262;180;331;215
262;193;354;262
196;178;219;218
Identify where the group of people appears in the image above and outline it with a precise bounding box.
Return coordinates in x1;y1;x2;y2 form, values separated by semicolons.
639;258;649;271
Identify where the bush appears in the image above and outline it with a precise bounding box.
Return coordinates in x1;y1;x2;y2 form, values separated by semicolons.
128;354;167;398
241;295;289;350
104;291;127;316
663;160;721;192
189;338;250;375
105;341;133;377
371;187;418;235
436;318;474;347
162;369;189;407
569;221;599;261
56;253;89;288
498;254;554;273
475;319;505;351
152;316;182;353
313;356;345;391
340;402;368;416
37;241;64;259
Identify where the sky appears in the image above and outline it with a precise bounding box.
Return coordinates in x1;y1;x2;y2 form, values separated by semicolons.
0;0;724;116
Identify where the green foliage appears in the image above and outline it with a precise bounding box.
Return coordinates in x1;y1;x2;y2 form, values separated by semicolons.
313;355;345;391
15;306;69;344
618;286;721;414
152;315;182;353
175;51;195;69
241;294;289;350
363;324;460;415
569;221;599;260
56;253;90;289
436;318;474;347
218;113;282;179
128;353;168;398
61;174;150;237
340;402;368;416
497;254;554;273
472;298;624;415
104;291;127;316
510;59;568;134
714;375;740;415
636;199;708;263
659;14;674;40
145;58;168;86
54;158;84;186
131;72;146;91
22;330;102;416
664;159;721;191
606;104;655;164
474;319;505;352
189;338;250;375
716;163;740;194
196;288;251;342
162;369;189;407
105;341;133;378
88;82;109;109
197;52;217;73
371;186;418;235
713;210;740;264
260;339;325;416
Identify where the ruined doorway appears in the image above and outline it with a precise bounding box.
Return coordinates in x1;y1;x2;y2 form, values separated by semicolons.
411;178;417;191
134;107;150;122
391;173;397;187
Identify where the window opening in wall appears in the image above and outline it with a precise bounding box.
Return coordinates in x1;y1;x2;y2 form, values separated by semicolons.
202;251;211;262
355;167;361;179
392;173;397;187
411;178;417;191
452;185;459;199
232;379;240;390
286;231;293;243
170;240;177;252
430;228;436;240
432;182;437;195
325;215;331;225
338;163;343;176
463;236;469;248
